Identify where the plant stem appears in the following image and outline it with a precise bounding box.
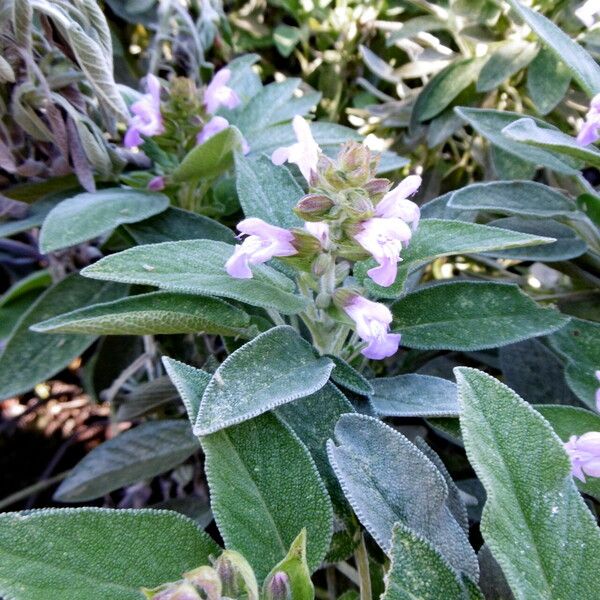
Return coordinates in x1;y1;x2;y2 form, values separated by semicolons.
355;533;372;600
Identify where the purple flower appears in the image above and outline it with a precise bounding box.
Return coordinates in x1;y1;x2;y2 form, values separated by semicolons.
577;93;600;146
148;175;166;191
271;115;320;182
375;174;421;230
225;218;297;278
124;74;164;148
344;295;401;359
196;115;250;154
564;432;600;482
204;68;241;114
354;217;412;287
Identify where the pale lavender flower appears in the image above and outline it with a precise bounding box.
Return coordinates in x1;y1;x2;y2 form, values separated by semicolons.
344;295;401;359
576;0;600;27
596;370;600;412
577;93;600;146
124;74;164;148
354;217;412;287
265;572;290;600
564;432;600;482
196;115;250;153
305;221;330;249
204;68;241;114
225;217;297;278
375;174;422;230
271;115;320;182
148;175;166;191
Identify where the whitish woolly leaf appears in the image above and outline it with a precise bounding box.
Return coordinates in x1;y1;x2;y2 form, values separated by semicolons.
39;188;169;252
115;376;180;422
454;108;581;175
31;291;252;337
125;206;235;244
327;414;478;578
550;318;600;409
202;412;333;579
477;41;538;93
0;508;219;600
54;421;200;502
503;118;600;167
391;281;569;350
0;276;124;400
527;48;571;115
506;0;600;96
196;326;334;435
326;355;373;395
235;154;303;228
448;181;578;218
456;367;600;600
81;240;307;314
420;193;476;222
358;218;552;298
382;524;472;600
0;194;70;238
370;374;458;417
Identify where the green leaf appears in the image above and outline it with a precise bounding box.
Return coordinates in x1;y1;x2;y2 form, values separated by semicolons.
448;181;578;218
370;374;459;417
125;206;235;245
196;326;334;435
486;217;587;262
0;194;66;238
549;317;600;409
503;117;600;167
81;240;308;314
391;281;570;351
382;524;472;600
114;376;180;422
325;355;373;395
413;58;483;123
491;146;537;180
172;127;244;182
202;413;333;579
273;24;302;57
54;420;200;502
0;508;219;600
477;41;538;93
506;0;600;96
456;367;600;600
420;193;476;222
235;154;303;228
527;47;571;115
0;276;125;400
327;414;478;578
359;219;553;299
454;108;581;175
39;188;169;253
31;291;252;337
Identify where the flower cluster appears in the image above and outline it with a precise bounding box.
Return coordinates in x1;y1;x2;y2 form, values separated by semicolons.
225;117;421;360
577;93;600;146
564;432;600;482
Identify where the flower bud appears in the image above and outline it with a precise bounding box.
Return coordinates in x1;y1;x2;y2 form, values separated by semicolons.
341;190;374;221
264;572;291;600
293;194;335;222
363;177;391;198
290;229;324;259
214;550;259;600
315;292;331;309
335;260;351;283
148;175;166;191
183;566;221;600
312;253;334;277
143;582;201;600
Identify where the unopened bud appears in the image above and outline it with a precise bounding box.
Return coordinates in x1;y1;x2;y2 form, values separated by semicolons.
332;287;360;311
312;253;333;277
148;175;166;191
363;178;391;198
290;229;323;258
213;551;259;600
315;292;332;309
143;582;201;600
293;194;334;221
338;141;370;172
335;260;351;283
183;566;221;600
265;572;291;600
342;191;374;221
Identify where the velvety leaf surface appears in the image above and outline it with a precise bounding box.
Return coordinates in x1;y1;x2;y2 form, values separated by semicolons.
454;108;581;174
477;41;538;92
196;326;334;435
391;281;569;350
125;206;235;244
370;374;458;418
506;0;600;96
448;181;578;218
39;188;169;252
0;194;65;238
202;412;333;579
0;276;125;400
549;318;600;409
54;420;200;502
456;367;600;600
327;414;478;578
382;524;470;600
325;355;373;395
527;48;570;115
81;240;307;314
31;291;252;337
235;153;303;228
0;508;219;600
358;219;552;298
